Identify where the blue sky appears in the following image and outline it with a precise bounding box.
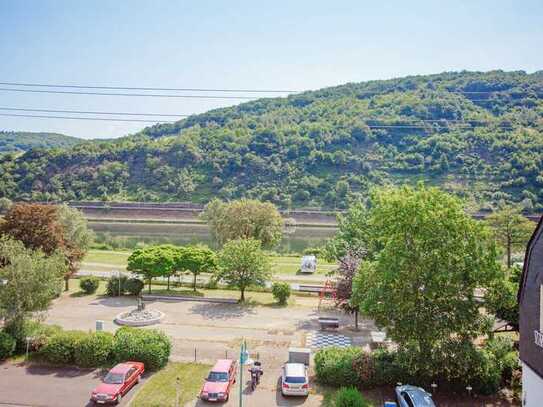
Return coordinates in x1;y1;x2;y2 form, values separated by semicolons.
0;0;542;139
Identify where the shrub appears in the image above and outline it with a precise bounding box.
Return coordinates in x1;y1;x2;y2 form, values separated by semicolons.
0;331;16;360
106;275;128;296
112;327;171;371
315;346;362;387
23;322;63;353
125;278;144;296
335;387;369;407
303;247;323;257
40;330;86;365
74;331;114;367
272;282;291;305
79;276;100;294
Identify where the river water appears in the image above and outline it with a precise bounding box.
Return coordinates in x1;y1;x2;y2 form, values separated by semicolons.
89;222;336;253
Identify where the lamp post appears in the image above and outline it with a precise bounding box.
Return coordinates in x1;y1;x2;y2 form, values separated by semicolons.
430;382;437;394
175;376;181;407
466;385;473;397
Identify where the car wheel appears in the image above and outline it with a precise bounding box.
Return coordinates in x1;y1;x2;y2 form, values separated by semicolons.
225;393;229;402
116;394;122;404
136;376;140;384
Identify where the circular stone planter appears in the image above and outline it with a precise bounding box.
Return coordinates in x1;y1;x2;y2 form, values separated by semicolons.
114;309;164;327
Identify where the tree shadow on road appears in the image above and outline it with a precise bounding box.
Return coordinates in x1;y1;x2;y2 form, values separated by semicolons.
188;302;257;320
92;295;137;308
25;364;103;379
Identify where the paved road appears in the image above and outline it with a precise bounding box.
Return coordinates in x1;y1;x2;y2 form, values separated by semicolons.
0;362;146;407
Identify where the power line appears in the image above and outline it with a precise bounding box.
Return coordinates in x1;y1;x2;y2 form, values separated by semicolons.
0;81;298;94
0;113;172;123
0;107;189;117
0;87;257;100
0;112;519;129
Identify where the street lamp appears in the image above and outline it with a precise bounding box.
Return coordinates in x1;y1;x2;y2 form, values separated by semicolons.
430;382;437;394
466;385;473;397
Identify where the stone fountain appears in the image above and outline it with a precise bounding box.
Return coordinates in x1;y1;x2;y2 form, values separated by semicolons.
114;297;164;327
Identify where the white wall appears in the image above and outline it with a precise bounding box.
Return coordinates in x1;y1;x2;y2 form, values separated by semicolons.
522;362;543;407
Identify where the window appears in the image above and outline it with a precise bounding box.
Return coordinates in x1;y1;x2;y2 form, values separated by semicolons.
126;368;136;380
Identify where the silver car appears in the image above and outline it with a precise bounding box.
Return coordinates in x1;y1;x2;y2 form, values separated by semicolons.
281;363;309;396
395;385;436;407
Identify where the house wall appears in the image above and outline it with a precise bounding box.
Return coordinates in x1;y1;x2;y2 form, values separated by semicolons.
522;362;543;407
519;223;543;379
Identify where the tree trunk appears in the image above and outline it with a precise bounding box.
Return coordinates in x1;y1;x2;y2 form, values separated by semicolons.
354;309;359;331
507;235;512;268
64;276;69;291
240;287;245;302
148;278;152;294
167;276;170;291
193;273;197;291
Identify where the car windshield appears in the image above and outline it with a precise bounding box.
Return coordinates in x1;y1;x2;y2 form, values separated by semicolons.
285;376;306;384
104;372;125;384
207;372;228;382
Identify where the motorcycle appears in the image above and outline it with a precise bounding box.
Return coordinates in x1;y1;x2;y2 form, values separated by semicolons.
248;361;263;391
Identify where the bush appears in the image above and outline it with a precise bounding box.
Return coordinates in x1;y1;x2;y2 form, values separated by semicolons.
335;387;369;407
315;346;362;387
40;330;86;365
23;322;63;353
272;282;291;305
79;276;100;294
303;247;323;257
106;275;128;296
74;331;114;367
112;327;171;371
0;331;16;360
125;278;144;296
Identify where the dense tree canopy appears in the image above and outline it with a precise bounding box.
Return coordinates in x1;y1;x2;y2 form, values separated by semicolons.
216;238;271;301
352;185;501;374
127;245;177;293
0;71;542;210
174;245;216;291
485;204;535;267
0;237;66;338
201;198;284;247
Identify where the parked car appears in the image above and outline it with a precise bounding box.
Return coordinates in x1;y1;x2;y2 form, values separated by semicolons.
395;385;436;407
200;359;237;402
281;363;309;397
90;362;144;405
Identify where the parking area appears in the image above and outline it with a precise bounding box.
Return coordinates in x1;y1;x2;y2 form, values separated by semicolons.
0;362;146;407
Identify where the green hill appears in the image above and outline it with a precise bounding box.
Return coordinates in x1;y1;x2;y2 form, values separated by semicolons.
1;70;542;211
0;131;82;153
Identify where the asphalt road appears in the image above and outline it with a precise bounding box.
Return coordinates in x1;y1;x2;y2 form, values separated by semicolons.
0;362;146;407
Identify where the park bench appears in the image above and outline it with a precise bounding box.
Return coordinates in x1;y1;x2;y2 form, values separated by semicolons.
318;317;339;330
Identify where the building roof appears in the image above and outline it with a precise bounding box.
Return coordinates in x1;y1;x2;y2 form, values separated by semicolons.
518;215;543;303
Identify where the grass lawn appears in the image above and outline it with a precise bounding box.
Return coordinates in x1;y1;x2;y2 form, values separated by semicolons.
131;362;210;407
83;250;337;276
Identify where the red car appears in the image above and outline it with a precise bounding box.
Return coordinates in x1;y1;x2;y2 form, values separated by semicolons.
200;359;237;402
90;362;144;404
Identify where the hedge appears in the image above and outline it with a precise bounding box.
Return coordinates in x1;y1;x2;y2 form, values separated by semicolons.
314;346;363;387
0;331;16;360
106;275;128;296
74;331;114;368
40;330;87;365
112;327;171;371
335;387;370;407
79;276;100;294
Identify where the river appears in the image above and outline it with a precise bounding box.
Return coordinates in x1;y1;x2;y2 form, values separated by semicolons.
89;221;336;253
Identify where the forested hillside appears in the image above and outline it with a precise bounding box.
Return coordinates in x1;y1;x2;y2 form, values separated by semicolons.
0;131;81;153
1;71;542;210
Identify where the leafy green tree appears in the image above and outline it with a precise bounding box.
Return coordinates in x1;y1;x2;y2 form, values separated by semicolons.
0;237;66;339
127;245;177;294
201;198;284;248
485;205;535;268
324;201;370;261
175;245;216;291
486;265;521;330
352;184;500;376
0;197;12;212
56;204;95;290
216;238;271;302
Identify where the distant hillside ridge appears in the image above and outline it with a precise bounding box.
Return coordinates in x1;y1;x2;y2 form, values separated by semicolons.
0;131;82;152
1;70;542;211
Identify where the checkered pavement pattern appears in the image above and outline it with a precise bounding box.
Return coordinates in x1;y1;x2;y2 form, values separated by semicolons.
306;331;352;349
